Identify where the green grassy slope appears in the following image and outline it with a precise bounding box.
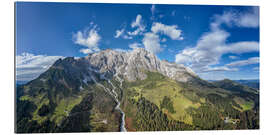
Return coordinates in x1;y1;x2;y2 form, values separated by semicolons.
121;71;259;131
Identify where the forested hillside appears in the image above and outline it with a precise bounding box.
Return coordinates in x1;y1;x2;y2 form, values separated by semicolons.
16;49;259;133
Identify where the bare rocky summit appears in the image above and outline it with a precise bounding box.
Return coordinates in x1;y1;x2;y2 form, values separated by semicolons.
79;48;197;82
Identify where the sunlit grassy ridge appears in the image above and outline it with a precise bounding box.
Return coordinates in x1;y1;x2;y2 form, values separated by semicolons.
233;97;254;111
126;71;203;125
50;96;83;124
123;71;259;130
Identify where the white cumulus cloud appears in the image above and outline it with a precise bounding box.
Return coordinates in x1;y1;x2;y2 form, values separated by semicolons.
16;53;64;82
140;22;184;54
73;23;101;54
151;22;183;40
142;32;163;54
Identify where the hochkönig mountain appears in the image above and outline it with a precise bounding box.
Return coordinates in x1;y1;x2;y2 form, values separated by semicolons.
16;48;259;133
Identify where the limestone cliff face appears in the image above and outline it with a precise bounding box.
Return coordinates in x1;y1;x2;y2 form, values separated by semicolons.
76;48;198;82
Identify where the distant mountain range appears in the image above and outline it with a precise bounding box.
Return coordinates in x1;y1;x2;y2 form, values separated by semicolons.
16;48;259;133
208;79;259;90
16;80;29;85
234;80;259;90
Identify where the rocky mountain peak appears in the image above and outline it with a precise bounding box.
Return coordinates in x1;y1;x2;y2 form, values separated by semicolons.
65;48;198;82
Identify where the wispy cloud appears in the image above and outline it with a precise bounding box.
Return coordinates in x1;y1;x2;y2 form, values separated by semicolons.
128;14;145;36
129;42;142;49
225;41;259;54
114;15;145;39
229;55;238;59
201;66;238;72
114;28;125;38
114;26;133;39
175;28;259;72
73;22;101;54
253;67;259;71
237;7;259;28
161;38;167;42
211;7;259;30
113;48;129;52
79;48;99;54
171;10;176;16
16;53;64;81
226;57;259;67
150;4;156;20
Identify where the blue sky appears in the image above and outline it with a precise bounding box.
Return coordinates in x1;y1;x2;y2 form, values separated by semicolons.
15;2;259;81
